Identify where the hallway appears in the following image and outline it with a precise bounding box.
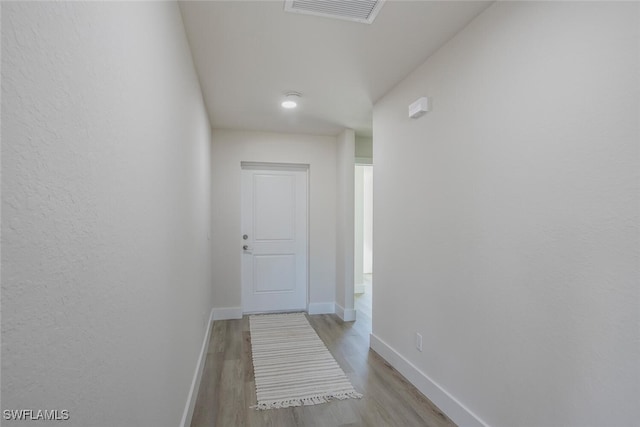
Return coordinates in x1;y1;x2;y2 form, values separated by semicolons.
190;313;454;427
3;2;638;427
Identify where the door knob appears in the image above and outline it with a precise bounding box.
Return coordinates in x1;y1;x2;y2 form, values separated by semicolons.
243;245;249;250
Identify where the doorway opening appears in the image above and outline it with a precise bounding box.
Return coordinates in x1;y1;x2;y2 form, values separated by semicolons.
354;163;372;324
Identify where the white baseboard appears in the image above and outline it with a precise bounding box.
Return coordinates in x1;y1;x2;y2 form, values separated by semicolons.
369;334;490;427
180;307;214;427
308;302;335;315
354;284;365;294
334;303;356;322
212;307;243;320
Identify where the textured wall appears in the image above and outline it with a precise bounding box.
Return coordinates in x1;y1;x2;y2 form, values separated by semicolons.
1;2;213;426
210;129;337;310
373;2;639;426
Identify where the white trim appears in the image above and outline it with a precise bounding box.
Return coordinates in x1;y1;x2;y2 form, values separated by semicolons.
241;161;309;171
212;307;243;320
307;302;335;315
335;303;356;322
369;334;491;427
244;308;304;315
354;284;366;294
180;307;215;427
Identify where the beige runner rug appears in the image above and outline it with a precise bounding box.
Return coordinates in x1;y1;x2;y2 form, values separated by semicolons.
249;312;362;410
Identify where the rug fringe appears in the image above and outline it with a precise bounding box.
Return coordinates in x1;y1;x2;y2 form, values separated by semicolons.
252;391;363;410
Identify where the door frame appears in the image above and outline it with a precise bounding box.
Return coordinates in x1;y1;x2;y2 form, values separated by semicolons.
240;161;310;313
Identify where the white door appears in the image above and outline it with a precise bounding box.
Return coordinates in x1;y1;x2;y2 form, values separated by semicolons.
241;164;308;313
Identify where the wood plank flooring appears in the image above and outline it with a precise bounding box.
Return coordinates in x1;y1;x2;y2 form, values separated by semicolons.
190;308;456;427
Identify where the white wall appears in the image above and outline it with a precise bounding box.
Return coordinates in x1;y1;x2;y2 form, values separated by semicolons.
210;129;337;314
335;129;355;320
373;2;639;427
1;3;213;426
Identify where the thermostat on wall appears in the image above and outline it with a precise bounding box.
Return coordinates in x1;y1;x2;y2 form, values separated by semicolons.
409;97;429;119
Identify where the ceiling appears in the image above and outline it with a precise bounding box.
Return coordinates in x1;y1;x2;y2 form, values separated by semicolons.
179;0;492;137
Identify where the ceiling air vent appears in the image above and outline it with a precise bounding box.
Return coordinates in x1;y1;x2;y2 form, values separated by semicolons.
284;0;386;24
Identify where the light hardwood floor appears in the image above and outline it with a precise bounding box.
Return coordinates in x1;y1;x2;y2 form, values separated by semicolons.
190;307;456;427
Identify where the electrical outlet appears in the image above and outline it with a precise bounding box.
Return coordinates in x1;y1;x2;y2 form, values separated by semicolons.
415;333;423;352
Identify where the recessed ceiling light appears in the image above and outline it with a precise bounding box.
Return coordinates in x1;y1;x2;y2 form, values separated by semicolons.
282;100;297;109
281;92;301;109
